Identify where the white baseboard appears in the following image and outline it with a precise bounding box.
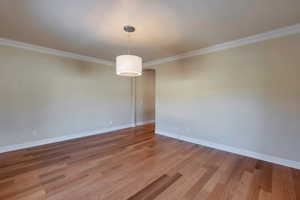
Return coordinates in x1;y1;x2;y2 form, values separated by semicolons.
156;129;300;170
136;120;155;126
0;123;135;154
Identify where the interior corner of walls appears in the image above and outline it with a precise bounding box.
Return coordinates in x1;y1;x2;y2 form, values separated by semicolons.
155;129;300;170
136;120;155;126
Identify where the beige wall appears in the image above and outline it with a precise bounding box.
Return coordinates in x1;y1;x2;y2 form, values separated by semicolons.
155;33;300;162
0;45;135;148
136;70;155;124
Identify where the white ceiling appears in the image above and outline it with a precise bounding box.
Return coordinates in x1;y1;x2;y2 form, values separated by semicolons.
0;0;300;62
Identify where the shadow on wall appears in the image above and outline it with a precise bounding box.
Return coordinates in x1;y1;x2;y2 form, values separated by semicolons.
0;46;132;147
156;34;300;162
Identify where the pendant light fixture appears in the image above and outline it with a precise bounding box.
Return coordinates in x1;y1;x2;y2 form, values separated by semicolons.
116;25;142;77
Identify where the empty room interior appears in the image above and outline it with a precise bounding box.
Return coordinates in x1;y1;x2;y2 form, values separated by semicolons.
1;0;300;199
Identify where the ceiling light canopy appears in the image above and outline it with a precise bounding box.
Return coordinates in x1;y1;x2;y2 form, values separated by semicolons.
116;25;142;77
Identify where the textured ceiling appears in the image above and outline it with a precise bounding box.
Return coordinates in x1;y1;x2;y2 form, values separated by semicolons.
0;0;300;62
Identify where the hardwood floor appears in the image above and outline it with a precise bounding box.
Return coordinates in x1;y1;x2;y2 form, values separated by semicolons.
0;124;299;200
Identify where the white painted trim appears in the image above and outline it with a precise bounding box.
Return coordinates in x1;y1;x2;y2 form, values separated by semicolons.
0;38;114;66
1;24;300;68
136;120;155;126
156;129;300;170
0;123;134;154
144;24;300;67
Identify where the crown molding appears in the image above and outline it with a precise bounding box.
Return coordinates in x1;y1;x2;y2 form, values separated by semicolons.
1;23;300;68
144;23;300;67
0;38;114;66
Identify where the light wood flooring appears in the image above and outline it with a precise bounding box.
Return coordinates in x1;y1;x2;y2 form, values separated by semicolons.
0;124;299;200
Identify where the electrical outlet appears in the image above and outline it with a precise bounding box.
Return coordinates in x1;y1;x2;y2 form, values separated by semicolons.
109;121;113;125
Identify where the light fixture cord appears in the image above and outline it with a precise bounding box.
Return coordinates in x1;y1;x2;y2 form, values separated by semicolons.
127;32;131;54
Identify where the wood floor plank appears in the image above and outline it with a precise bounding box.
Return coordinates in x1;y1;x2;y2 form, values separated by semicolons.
272;165;297;200
259;190;272;200
153;167;206;200
292;169;300;200
0;123;299;200
206;183;227;200
127;173;182;200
